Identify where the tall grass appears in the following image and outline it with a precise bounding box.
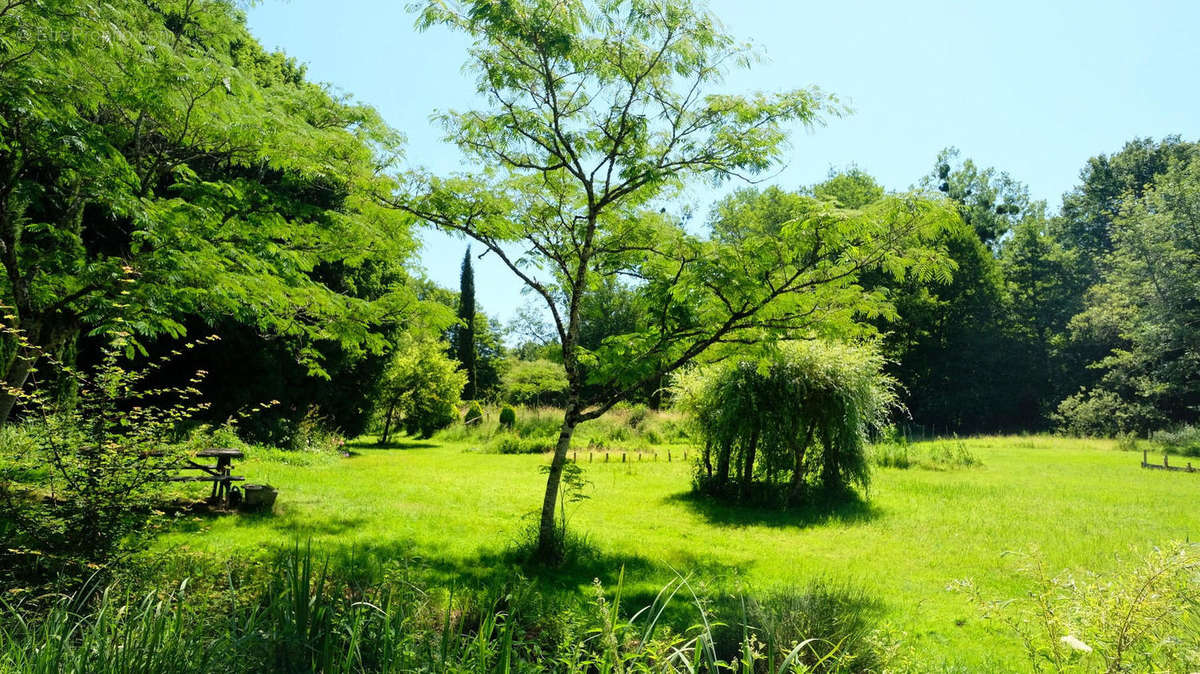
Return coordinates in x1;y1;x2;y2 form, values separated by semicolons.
435;404;694;453
0;546;875;673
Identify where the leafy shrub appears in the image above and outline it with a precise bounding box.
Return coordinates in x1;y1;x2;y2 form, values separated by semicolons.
464;401;485;426
0;333;223;586
500;358;569;407
1151;425;1200;456
712;579;888;672
487;435;555;454
955;543;1200;672
376;339;466;442
1054;389;1161;437
499;405;516;429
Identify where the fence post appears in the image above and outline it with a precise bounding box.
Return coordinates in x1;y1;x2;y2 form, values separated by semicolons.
1164;453;1170;469
668;450;672;463
622;452;626;463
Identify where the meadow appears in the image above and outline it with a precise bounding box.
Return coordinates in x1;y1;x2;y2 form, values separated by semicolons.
154;431;1200;671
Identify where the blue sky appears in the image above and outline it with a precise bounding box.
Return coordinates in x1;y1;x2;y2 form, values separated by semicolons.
245;0;1200;326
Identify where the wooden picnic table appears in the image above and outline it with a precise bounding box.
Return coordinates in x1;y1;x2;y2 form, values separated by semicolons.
165;448;245;506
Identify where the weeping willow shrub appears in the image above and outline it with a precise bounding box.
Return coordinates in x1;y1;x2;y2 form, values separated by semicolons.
673;341;900;504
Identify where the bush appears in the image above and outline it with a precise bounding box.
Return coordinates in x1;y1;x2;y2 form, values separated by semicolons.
674;341;899;505
464;401;485;426
376;339;466;442
1054;389;1162;437
955;543;1200;672
500;358;569;407
712;579;887;672
1151;425;1200;456
0;334;221;587
487;435;555;454
498;405;516;430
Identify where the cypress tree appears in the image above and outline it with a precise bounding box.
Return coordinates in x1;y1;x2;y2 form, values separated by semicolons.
454;248;478;400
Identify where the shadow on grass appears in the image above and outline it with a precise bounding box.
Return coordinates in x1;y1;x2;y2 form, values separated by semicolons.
664;490;881;529
346;438;440;451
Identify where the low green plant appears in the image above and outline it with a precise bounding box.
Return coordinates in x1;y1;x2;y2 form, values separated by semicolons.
499;405;516;430
871;436;979;471
487;435;555;455
925;439;979;470
464;401;485;426
0;545;854;673
0;331;225;587
713;579;887;672
954;542;1200;673
1151;425;1200;456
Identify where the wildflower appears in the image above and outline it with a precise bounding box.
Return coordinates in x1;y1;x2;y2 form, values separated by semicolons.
1060;635;1092;653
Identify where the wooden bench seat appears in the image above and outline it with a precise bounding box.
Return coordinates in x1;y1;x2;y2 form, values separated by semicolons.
162;475;245;483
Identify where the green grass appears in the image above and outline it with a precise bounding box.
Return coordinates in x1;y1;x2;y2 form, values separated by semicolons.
155;435;1200;671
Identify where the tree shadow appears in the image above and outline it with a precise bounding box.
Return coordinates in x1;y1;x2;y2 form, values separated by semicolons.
663;490;881;529
346;439;439;451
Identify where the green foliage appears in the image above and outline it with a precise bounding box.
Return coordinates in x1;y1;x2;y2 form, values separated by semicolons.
674;341;899;504
1059;154;1200;436
450;248;480;399
0;0;434;427
956;543;1200;672
0;543;889;673
0;330;223;586
486;434;554;455
376;339;466;442
1054;389;1157;437
500;358;569;407
712;579;886;672
1150;425;1200;457
498;405;516;429
924;147;1037;247
464;401;485;427
399;0;953;555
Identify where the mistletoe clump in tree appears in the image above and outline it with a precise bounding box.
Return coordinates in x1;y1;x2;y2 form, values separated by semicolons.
397;0;954;559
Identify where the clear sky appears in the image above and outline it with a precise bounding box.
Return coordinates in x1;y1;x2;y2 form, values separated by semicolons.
245;0;1200;326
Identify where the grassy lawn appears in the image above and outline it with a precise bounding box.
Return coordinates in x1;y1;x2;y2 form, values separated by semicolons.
156;436;1200;670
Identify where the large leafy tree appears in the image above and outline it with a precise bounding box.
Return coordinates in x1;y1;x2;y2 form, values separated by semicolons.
0;0;423;423
1058;155;1200;434
1056;136;1198;277
397;0;952;558
923;147;1034;249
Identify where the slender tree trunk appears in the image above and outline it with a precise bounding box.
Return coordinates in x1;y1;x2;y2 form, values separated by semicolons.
715;440;731;489
537;405;579;560
789;422;816;499
0;320;74;426
740;428;759;501
0;347;36;425
379;401;396;445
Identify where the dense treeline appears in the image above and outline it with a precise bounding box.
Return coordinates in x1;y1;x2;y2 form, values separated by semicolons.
1;0;1196;444
0;0;457;443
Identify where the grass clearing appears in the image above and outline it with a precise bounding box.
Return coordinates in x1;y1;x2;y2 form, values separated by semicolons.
155;435;1200;671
